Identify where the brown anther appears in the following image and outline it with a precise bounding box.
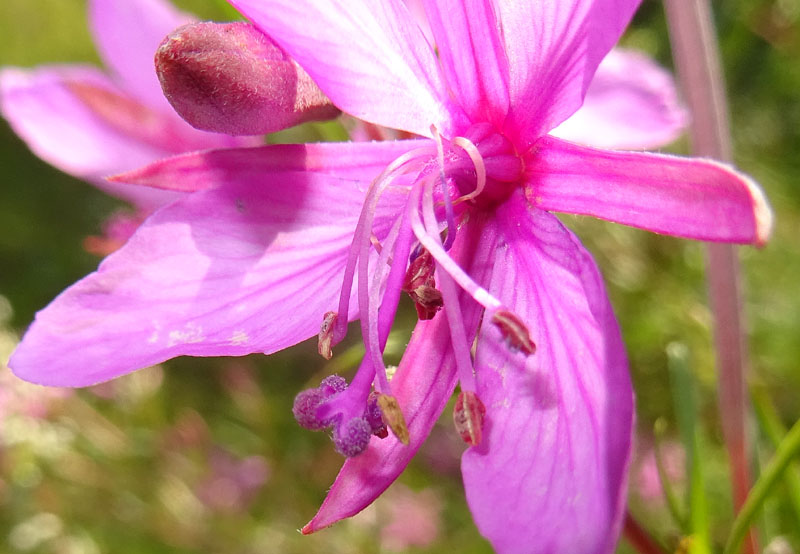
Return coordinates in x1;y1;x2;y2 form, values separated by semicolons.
377;394;410;445
374;427;389;439
318;311;337;360
492;309;536;355
402;250;443;320
453;390;486;447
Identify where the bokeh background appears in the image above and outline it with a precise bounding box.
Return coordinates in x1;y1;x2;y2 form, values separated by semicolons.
1;0;799;552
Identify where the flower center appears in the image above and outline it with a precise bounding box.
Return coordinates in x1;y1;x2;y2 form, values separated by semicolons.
292;123;530;457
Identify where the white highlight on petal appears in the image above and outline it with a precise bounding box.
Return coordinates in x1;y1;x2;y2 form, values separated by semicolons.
229;330;250;346
704;158;774;247
167;323;204;346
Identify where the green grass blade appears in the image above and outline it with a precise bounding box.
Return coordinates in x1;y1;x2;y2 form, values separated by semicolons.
667;342;712;554
724;409;800;553
751;387;800;527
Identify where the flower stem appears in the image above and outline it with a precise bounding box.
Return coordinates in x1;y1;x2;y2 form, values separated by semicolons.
723;417;800;554
623;512;668;554
663;1;757;552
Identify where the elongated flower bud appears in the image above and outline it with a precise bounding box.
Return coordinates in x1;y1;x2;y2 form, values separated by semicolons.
155;22;340;135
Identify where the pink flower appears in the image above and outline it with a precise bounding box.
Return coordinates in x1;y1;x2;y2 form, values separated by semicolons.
9;1;771;552
0;0;254;213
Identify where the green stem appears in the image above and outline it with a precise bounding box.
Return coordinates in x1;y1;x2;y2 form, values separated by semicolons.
663;1;756;550
751;388;800;528
666;343;711;554
623;512;669;554
723;417;800;554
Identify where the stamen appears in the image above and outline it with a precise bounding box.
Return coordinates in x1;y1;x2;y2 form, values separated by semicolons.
408;184;502;313
366;391;388;438
332;145;436;347
492;309;537;355
419;179;476;391
317;311;337;360
377;394;410;445
453;390;486;446
402;249;443;320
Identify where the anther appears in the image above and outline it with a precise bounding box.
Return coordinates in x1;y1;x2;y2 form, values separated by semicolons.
377;394;410;445
366;391;389;439
318;311;338;359
453;391;486;447
402;249;443;320
492;310;536;355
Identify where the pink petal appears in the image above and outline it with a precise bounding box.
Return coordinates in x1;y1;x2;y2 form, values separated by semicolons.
0;65;179;208
494;0;642;146
229;0;465;137
0;65;254;209
9;171;403;387
114;139;428;193
551;48;688;149
462;197;633;553
89;0;194;110
421;0;509;126
303;216;494;532
528;136;772;245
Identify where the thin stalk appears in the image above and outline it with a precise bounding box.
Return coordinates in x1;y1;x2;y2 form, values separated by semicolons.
663;2;756;552
667;343;711;554
751;388;800;527
723;417;800;554
623;512;669;554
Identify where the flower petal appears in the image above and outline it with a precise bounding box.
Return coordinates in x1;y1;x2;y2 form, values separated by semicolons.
303;216;494;532
421;0;509;126
528;136;772;245
89;0;193;110
113;140;429;193
1;64;254;209
229;0;465;137
0;65;180;208
494;0;642;146
9;171;403;387
550;48;688;149
462;198;633;553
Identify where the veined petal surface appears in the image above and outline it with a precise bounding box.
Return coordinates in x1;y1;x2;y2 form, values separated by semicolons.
494;0;641;146
229;0;465;137
551;48;687;149
114;140;429;193
422;0;509;126
9;171;405;386
462;197;633;554
528;136;772;245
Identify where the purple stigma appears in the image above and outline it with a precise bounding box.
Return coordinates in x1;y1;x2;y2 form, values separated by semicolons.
291;374;389;457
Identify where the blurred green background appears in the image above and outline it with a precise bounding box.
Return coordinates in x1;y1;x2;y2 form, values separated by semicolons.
1;0;799;552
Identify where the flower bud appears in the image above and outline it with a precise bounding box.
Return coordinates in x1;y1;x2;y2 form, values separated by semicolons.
155;22;340;135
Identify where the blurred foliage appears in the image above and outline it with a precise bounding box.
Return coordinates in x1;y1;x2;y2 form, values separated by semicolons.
1;0;799;553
